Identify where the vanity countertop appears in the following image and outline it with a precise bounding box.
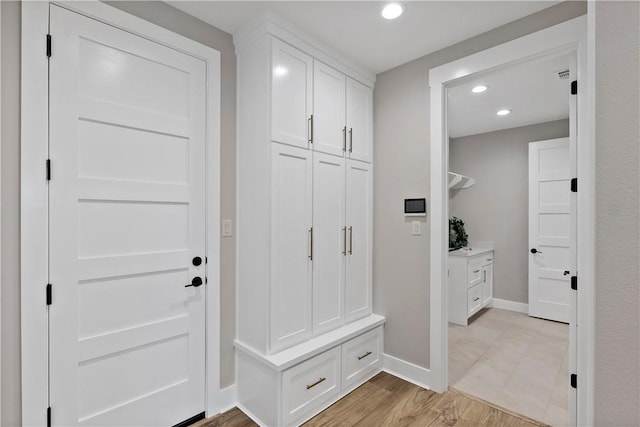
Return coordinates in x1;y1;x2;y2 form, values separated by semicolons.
449;247;493;257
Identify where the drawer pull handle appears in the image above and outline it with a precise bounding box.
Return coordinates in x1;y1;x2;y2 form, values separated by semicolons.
306;377;326;390
357;351;372;360
473;297;480;302
487;258;493;261
473;269;480;273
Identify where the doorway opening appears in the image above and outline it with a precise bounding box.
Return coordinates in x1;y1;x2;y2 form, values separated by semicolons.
428;15;593;427
446;53;575;425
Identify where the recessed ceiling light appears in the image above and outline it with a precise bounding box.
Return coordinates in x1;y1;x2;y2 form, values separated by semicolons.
496;109;511;116
381;3;404;20
471;85;488;93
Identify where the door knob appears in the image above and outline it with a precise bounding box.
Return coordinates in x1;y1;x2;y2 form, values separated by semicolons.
185;277;203;288
192;256;202;266
530;248;542;254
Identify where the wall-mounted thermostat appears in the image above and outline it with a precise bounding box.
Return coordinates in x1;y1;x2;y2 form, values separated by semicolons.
404;198;427;216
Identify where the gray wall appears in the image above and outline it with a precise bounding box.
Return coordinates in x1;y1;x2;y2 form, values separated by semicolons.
1;3;21;426
449;120;569;304
0;2;237;425
593;1;640;425
373;1;586;368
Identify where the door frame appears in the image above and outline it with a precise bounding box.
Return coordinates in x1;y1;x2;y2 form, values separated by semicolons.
428;15;594;426
21;1;222;424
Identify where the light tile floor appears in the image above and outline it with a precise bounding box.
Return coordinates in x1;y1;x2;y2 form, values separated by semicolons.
449;308;569;426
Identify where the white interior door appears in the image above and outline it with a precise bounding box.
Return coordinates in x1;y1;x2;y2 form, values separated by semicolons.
312;152;345;335
345;160;372;323
528;137;571;323
313;60;346;157
49;6;206;425
270;143;313;352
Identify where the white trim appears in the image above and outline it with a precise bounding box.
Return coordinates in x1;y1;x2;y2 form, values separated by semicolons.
217;385;238;415
0;2;3;421
382;354;431;390
21;1;223;423
428;15;593;426
489;299;528;314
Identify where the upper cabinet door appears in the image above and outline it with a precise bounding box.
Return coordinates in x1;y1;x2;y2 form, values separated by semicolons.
346;78;373;163
270;143;313;352
313;60;346;157
271;39;313;149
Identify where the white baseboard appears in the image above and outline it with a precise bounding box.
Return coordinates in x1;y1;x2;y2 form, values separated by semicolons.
490;298;528;314
382;353;431;390
213;384;237;415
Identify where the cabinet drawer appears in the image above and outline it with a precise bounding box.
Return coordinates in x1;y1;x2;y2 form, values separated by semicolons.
467;258;483;287
341;326;382;390
482;253;493;266
468;284;482;316
282;347;341;426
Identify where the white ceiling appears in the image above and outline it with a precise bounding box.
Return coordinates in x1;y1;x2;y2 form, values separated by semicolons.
447;54;571;139
169;1;561;74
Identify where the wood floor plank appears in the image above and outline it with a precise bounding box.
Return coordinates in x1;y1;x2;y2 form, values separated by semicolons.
198;372;548;427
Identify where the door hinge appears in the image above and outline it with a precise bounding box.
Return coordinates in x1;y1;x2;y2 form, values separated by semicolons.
46;284;52;305
46;34;52;58
570;373;577;389
571;178;577;192
571;80;577;95
571;276;578;290
46;159;51;181
47;406;51;427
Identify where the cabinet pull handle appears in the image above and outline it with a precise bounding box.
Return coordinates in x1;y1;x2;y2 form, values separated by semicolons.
473;269;480;273
357;351;372;360
483;271;486;282
342;227;347;255
348;226;353;255
308;114;314;143
348;128;353;153
308;227;313;261
473;297;480;302
487;258;493;261
343;127;347;152
306;377;326;390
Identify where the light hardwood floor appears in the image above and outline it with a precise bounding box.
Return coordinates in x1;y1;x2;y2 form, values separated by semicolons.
195;372;547;427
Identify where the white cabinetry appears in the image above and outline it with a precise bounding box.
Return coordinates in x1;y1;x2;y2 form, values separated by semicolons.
448;250;494;326
271;144;313;351
235;18;380;426
271;39;312;149
345;160;372;322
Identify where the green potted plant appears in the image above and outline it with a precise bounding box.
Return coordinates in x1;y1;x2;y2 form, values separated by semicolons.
449;216;468;250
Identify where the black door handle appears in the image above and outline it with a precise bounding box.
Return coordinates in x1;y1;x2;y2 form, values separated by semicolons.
185;277;203;288
530;248;542;254
192;256;202;266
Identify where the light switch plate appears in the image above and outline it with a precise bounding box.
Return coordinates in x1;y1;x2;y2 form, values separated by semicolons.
222;219;232;237
412;221;421;236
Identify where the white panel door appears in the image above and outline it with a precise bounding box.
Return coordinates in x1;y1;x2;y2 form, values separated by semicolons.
346;78;373;163
313;60;346;157
345;160;372;322
529;137;571;323
312;152;345;335
271;39;313;149
49;6;206;426
270;143;313;352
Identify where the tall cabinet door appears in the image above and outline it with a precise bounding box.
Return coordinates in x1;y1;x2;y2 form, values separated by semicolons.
271;39;313;149
271;144;313;352
346;78;373;163
345;160;373;322
313;60;346;157
312;153;346;335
